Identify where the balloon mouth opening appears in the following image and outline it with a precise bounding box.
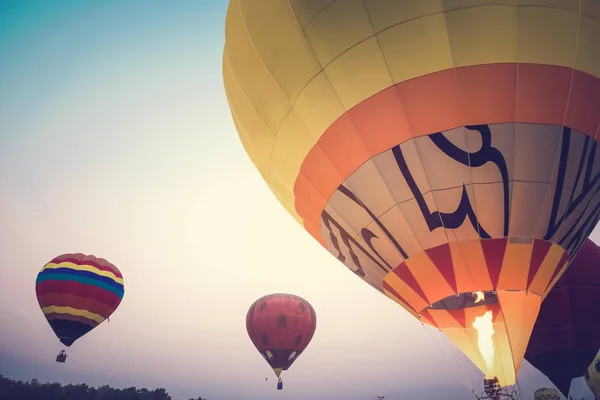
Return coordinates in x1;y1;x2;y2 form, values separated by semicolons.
59;338;74;347
429;290;498;310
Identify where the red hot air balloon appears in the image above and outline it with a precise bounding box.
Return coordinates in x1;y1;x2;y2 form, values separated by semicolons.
246;294;317;390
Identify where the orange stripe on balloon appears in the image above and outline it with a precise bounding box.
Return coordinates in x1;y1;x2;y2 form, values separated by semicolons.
445;309;467;329
449;241;478;294
382;280;417;316
453;240;494;293
418;309;438;329
384;238;570;317
391;264;429;305
428;309;464;330
294;63;600;237
425;244;457;294
526;240;554;289
496;240;534;291
527;244;568;296
405;250;454;306
384;269;429;313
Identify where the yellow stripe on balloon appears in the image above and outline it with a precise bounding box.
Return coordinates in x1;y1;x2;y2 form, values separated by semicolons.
41;262;124;284
41;306;105;324
528;245;566;297
223;0;600;224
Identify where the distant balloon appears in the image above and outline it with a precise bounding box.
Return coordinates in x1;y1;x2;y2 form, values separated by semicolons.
35;253;125;359
246;294;316;390
224;0;600;387
533;388;560;400
526;239;600;396
585;351;600;399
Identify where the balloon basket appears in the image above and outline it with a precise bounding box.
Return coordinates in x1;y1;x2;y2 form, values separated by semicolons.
55;350;67;363
475;378;516;400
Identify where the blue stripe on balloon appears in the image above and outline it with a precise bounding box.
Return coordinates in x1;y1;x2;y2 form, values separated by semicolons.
36;273;124;298
38;267;121;287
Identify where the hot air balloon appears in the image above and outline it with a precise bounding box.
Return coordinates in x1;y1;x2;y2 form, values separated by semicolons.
526;239;600;397
35;253;125;362
585;351;600;400
533;388;560;400
223;0;600;389
246;294;317;390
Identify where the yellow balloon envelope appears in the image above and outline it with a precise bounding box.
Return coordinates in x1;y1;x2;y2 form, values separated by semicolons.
223;0;600;387
586;351;600;398
533;388;560;400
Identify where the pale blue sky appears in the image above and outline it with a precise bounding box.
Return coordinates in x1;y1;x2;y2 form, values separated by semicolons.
0;2;598;400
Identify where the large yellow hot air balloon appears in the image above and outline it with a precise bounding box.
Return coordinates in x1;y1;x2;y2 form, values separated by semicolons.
223;0;600;387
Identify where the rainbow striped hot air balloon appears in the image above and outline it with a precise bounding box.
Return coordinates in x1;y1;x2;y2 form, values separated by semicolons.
35;253;124;362
223;0;600;388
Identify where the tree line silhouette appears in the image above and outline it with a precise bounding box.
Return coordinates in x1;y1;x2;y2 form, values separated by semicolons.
0;374;207;400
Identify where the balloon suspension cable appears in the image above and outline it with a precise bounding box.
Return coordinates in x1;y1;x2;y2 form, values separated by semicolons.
420;321;478;399
513;376;524;400
520;363;540;389
474;377;517;400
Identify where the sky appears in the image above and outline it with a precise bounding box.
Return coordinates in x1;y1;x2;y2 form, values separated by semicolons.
0;1;599;400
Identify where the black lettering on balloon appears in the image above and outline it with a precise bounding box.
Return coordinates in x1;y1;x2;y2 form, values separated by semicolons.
320;125;512;278
391;125;509;238
544;128;600;255
319;124;599;280
360;228;394;270
337;185;408;260
565;201;600;256
427;125;509;236
321;210;390;277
